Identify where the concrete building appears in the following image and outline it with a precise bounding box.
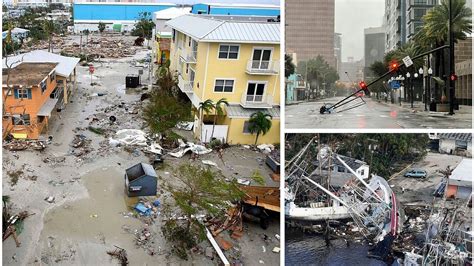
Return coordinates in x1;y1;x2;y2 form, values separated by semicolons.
340;57;364;83
153;7;191;34
445;159;472;200
2;51;80;139
72;2;175;33
167;15;280;145
438;133;472;158
286;0;336;67
406;0;438;42
2;28;30;42
384;0;406;52
454;37;472;106
14;0;72;8
364;27;385;80
334;33;342;75
191;3;280;16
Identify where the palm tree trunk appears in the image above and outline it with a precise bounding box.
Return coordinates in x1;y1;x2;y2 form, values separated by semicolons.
210;115;217;141
254;133;260;145
199;110;204;143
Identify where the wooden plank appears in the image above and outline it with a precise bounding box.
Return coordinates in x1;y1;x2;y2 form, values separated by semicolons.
239;185;280;212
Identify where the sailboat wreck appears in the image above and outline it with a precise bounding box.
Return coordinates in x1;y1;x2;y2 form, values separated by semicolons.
285;136;472;265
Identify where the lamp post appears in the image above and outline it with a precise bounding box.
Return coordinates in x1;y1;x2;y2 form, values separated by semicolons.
448;0;455;115
428;67;433;109
420;67;427;111
406;72;413;108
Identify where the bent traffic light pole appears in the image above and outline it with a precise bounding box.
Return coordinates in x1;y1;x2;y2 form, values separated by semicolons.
320;45;450;114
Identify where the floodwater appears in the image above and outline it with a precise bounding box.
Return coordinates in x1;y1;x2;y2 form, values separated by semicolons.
285;228;385;266
38;167;165;265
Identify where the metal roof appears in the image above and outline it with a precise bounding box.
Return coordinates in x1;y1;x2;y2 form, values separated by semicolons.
154;7;191;20
449;159;472;185
226;104;280;119
2;50;80;77
166;15;280;44
439;133;472;142
37;98;58;117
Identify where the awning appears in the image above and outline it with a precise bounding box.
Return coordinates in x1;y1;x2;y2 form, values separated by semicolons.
37;98;58;117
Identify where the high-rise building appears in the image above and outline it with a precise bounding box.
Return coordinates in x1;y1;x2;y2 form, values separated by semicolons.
285;0;336;67
334;33;342;75
406;0;438;42
364;27;385;79
384;0;406;52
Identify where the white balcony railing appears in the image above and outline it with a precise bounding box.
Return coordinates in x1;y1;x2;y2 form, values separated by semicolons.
178;76;194;94
240;93;273;109
246;60;279;75
180;49;197;63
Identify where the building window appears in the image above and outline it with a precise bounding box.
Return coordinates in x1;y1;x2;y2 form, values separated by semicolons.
50;71;56;82
360;169;365;176
12;114;30;125
186;64;189;74
243;121;254;134
14;88;31;99
40;80;47;94
188;36;191;47
218;45;239;59
337;166;345;173
214;79;234;93
172;29;176;42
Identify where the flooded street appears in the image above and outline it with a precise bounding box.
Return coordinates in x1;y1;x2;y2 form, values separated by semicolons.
37;167;166;265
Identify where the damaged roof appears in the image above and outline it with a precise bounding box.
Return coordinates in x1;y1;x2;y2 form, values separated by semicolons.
166;14;280;44
2;50;80;77
3;62;57;87
439;133;472;142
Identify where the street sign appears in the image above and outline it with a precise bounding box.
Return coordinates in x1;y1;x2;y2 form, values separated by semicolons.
402;56;413;67
390;81;401;89
89;65;95;74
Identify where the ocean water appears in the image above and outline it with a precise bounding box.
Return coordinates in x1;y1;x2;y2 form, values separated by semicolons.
285;228;386;266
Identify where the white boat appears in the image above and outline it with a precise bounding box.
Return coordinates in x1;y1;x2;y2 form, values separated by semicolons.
285;200;350;221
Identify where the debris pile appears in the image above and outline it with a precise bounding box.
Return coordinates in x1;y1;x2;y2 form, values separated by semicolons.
61;38;137;59
4;140;47;151
70;134;92;157
106;246;128;266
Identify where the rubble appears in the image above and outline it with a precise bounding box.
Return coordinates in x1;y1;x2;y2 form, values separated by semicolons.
4;140;47;151
61;37;137;59
106;246;128;266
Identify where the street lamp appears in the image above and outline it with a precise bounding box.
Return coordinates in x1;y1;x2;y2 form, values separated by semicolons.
406;72;414;108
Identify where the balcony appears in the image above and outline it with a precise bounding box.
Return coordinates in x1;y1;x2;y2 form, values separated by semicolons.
178;76;194;94
246;60;279;75
179;49;197;63
240;93;273;109
295;81;307;89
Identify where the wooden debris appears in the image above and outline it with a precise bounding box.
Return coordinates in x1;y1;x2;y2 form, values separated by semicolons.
107;246;128;266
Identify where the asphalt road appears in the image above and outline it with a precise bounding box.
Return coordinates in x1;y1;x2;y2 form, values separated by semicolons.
285;97;472;129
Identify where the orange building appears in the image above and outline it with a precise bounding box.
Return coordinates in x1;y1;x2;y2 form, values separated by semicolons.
2;63;59;139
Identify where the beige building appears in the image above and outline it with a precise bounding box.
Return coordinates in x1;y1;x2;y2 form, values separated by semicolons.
454;37;472;106
285;0;336;67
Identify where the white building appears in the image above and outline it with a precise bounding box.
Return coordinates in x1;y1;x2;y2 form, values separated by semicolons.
153;7;191;36
446;159;472;200
438;133;472;157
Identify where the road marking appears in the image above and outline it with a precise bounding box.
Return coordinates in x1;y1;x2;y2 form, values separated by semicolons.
356;114;365;117
379;115;388;118
287;115;294;118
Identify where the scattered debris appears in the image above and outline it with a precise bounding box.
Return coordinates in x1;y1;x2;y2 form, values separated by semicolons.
106;246;128;266
176;121;194;131
44;196;55;203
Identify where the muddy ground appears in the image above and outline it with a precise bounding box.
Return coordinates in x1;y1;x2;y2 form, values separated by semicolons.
2;34;280;265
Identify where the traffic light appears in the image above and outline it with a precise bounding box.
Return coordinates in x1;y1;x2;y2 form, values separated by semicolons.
359;81;370;96
389;61;399;72
450;74;458;81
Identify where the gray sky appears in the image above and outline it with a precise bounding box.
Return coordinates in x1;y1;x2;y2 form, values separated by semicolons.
336;0;384;62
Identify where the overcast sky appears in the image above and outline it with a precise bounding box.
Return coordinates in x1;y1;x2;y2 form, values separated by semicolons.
335;0;384;62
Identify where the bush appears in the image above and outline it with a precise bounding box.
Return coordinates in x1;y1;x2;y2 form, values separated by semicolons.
161;219;200;260
209;138;222;149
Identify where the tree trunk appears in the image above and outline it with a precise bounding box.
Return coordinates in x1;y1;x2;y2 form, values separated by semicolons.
210;115;217;141
254;133;260;145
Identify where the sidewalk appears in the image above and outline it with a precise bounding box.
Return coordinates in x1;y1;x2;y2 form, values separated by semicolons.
371;98;472;122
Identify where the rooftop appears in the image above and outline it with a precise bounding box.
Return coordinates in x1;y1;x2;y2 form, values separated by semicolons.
166;14;280;44
3;62;57;87
450;159;472;183
439;133;472;142
2;50;80;77
153;7;191;20
197;3;279;8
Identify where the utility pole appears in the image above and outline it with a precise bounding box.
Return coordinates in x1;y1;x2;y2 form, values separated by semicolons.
448;0;455;115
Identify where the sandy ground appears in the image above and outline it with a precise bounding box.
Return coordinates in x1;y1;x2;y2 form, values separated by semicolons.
2;35;280;265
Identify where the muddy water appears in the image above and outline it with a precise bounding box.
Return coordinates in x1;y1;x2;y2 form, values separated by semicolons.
38;167;165;265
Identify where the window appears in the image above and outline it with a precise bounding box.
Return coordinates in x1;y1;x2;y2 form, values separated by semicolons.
172;29;176;42
243;121;254;134
360;169;365;176
337;166;345;173
218;45;239;59
186;64;189;74
214;79;234;93
14;87;31;99
40;80;47;94
188;36;191;47
246;82;265;102
12;114;30;125
50;71;56;82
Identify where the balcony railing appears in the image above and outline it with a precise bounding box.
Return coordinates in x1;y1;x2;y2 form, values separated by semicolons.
240;93;273;109
180;49;197;63
295;81;307;88
178;76;194;94
246;60;279;75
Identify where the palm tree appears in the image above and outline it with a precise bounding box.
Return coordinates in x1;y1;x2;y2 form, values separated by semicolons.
248;111;272;145
42;19;55;52
198;99;214;142
210;98;229;141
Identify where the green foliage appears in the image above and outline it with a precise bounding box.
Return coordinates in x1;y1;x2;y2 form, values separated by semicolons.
285;54;296;78
143;89;191;135
210;98;229;140
88;126;105;135
163;164;244;258
98;21;106;33
297;55;339;96
250;170;265;186
209;138;222;149
248;111;272;145
131;12;155;39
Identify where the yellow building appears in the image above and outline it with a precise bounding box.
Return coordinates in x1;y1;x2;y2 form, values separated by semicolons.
166;15;280;145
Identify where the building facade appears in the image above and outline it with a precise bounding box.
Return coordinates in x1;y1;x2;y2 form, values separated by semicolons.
286;74;308;104
286;0;336;66
446;159;472;200
405;0;438;42
364;27;385;80
384;0;406;52
191;3;280;16
167;15;280;145
454;37;472;106
73;2;175;33
2;51;80;139
334;33;342;75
